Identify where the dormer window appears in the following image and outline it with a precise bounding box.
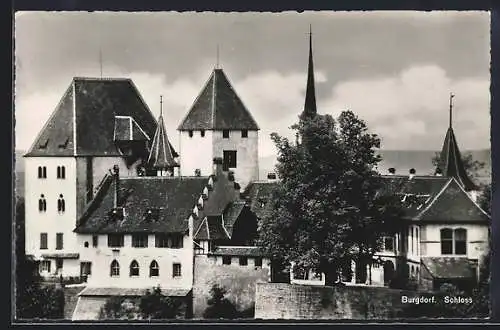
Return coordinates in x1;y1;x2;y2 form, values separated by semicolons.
58;138;69;149
38;138;49;149
144;208;159;222
109;208;125;221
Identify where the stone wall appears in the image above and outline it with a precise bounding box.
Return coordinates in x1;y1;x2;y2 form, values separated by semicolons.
255;283;419;320
192;255;270;318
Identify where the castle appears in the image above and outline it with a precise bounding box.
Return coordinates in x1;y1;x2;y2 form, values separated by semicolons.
22;32;489;319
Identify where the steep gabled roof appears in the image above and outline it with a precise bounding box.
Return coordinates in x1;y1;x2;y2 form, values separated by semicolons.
437;127;477;191
74;176;208;234
177;69;259;131
25;77;178;157
147;113;177;169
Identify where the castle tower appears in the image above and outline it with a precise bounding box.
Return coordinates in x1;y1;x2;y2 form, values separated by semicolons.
147;96;179;176
177;68;259;189
435;93;478;197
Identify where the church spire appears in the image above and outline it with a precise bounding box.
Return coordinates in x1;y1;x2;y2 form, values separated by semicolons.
302;24;317;120
436;93;477;191
148;95;177;175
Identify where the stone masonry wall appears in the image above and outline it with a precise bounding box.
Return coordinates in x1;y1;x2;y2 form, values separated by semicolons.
255;283;419;320
192;255;270;318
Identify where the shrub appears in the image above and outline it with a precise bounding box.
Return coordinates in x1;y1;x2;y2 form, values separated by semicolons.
139;286;183;320
203;285;238;319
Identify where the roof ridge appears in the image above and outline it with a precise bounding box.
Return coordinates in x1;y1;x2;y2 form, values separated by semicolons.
73;77;132;82
452;177;491;219
212;69;217;129
177;71;215;131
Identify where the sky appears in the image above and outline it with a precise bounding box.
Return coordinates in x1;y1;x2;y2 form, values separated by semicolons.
14;11;491;158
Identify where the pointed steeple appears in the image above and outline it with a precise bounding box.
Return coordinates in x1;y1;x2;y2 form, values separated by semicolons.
436;93;477;191
302;24;317;120
148;96;177;171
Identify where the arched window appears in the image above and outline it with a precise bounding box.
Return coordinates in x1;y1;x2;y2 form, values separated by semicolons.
130;260;140;277
454;228;467;255
149;260;159;277
110;260;120;277
440;228;453;255
57;194;65;213
38;194;47;212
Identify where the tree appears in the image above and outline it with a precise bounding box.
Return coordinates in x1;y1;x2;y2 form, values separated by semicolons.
99;296;141;320
431;152;485;180
203;285;238;319
258;111;404;285
478;183;491;214
139;286;183;319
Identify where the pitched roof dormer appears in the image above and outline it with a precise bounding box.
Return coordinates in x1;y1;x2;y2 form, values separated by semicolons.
177;68;259;131
435;93;477;191
147;96;178;170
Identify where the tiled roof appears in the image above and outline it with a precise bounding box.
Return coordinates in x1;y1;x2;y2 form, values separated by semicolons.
436;128;477;191
147;114;177;169
75;176;209;234
177;69;259;131
223;201;246;235
209;246;267;257
25;77;177;157
113;116;150;141
194;216;230;240
421;257;476;279
78;287;191;297
242;181;280;219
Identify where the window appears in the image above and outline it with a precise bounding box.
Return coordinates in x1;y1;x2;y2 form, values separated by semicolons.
188;130;193;138
241;130;248;138
129;260;140;277
40;260;51;273
56;233;63;250
155;234;183;248
38;194;47;212
222;130;229;138
40;233;48;250
57;166;66;179
172;263;182;278
223;150;237;170
57;194;65;213
92;235;98;248
454;228;467;255
80;262;92;276
110;260;120;277
38;166;47;179
56;259;63;271
222;256;231;265
410;227;414;254
200;130;205;137
108;234;124;248
239;256;248;266
254;257;263;267
440;228;453;255
132;234;148;248
84;241;89;248
384;236;394;252
149;260;159;277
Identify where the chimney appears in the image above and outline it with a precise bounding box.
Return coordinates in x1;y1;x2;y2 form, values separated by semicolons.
213;157;223;177
388;168;396;175
113;165;120;208
409;168;416;180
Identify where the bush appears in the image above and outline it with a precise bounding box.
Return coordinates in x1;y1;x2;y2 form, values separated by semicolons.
203;285;238;319
99;297;141;320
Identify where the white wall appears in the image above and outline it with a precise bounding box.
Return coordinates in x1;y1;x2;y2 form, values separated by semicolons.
212;130;259;190
25;157;80;276
420;223;489;260
77;234;194;290
178;130;214;177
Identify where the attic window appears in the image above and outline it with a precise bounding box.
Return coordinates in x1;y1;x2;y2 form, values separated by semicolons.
38;139;49;149
109;207;125;221
58;138;69;149
145;208;160;222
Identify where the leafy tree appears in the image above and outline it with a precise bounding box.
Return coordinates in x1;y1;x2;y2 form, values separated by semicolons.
258;111;404;285
139;286;183;319
203;284;238;319
431;152;485;180
99;297;141;320
478;183;491;214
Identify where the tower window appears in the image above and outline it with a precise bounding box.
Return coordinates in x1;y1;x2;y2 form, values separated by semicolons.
222;130;230;138
92;235;98;247
110;260;120;277
57;166;66;179
173;263;182;278
241;130;248;138
188;130;193;138
57;194;66;213
149;260;159;277
223;150;237;170
129;260;140;277
200;130;205;137
239;256;248;266
38;194;47;212
40;233;48;249
56;233;63;250
38;166;47;179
